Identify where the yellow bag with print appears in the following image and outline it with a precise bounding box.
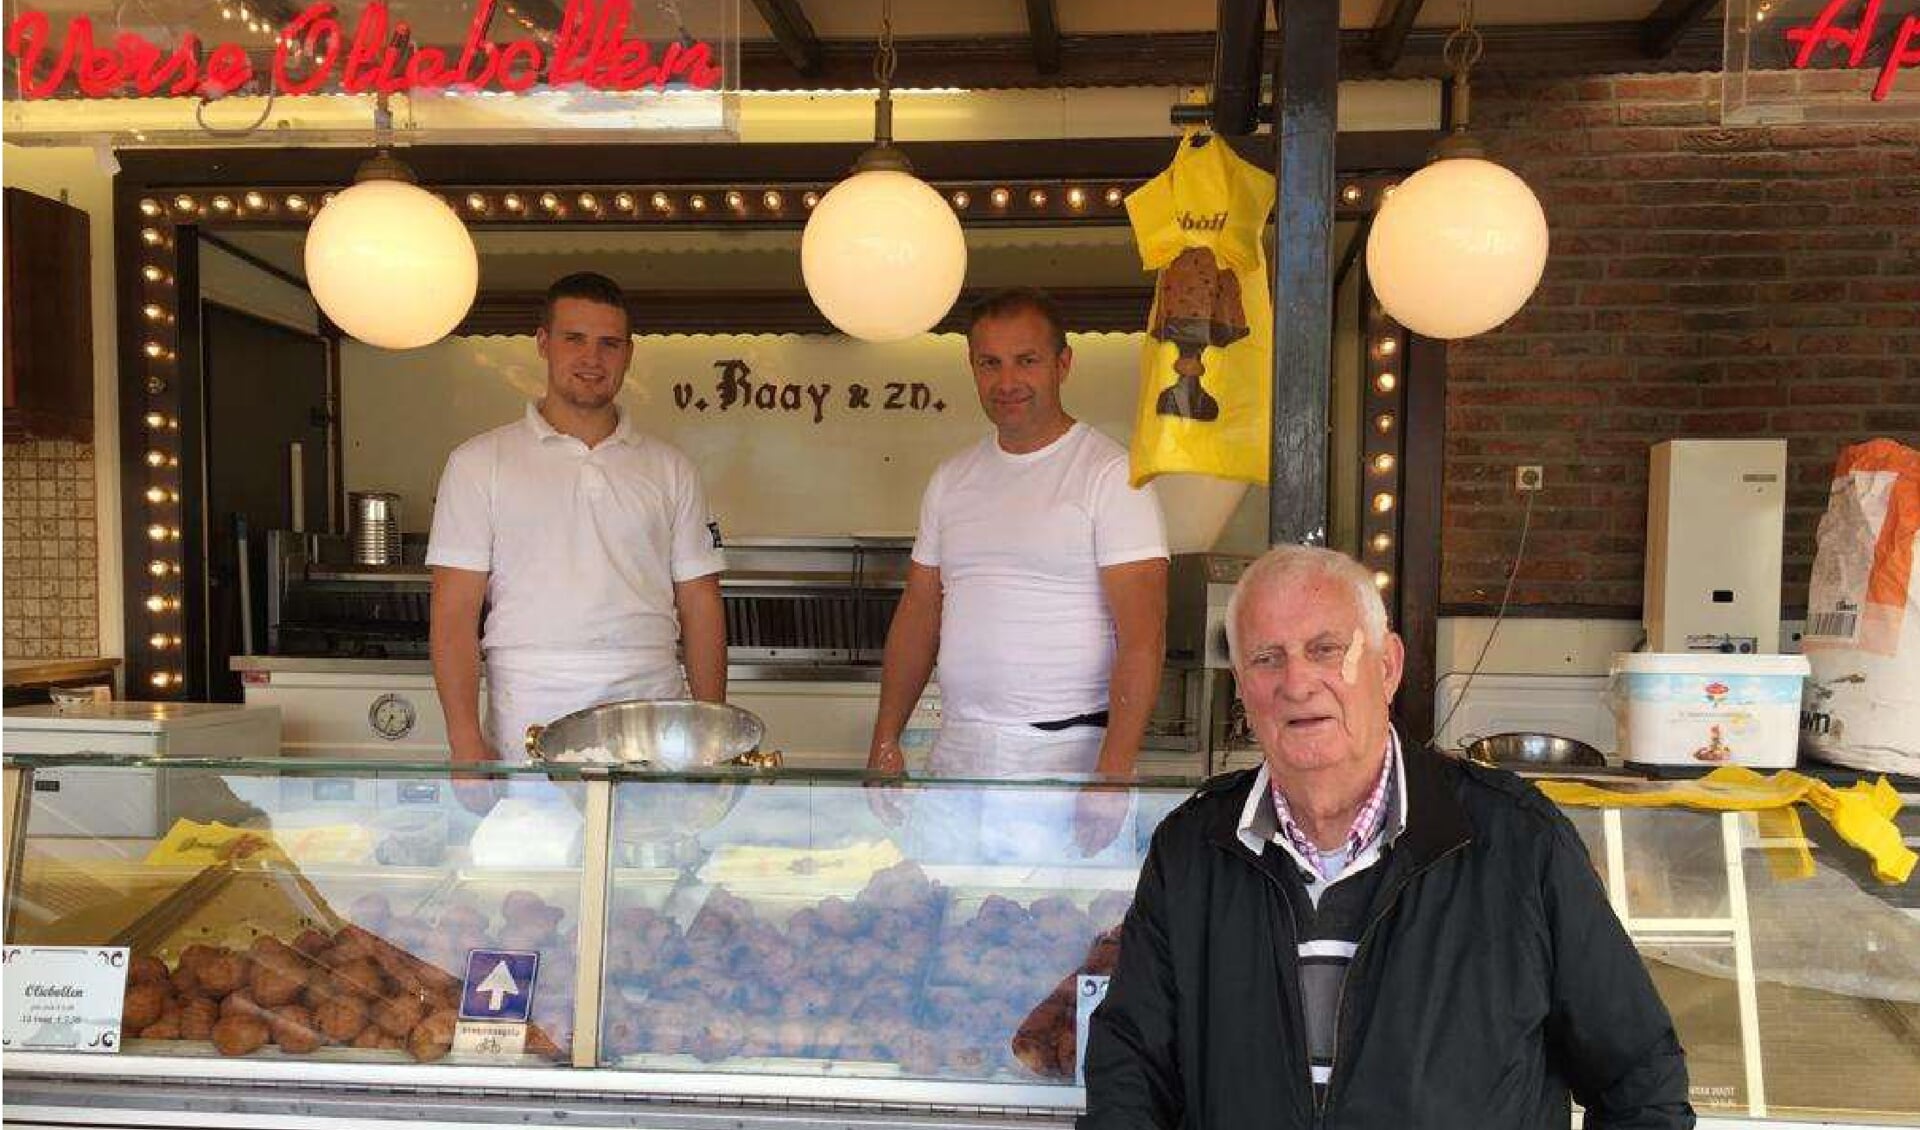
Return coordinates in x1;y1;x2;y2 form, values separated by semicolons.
1124;133;1275;487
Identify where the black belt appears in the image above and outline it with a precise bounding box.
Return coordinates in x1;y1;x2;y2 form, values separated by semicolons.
1031;710;1110;732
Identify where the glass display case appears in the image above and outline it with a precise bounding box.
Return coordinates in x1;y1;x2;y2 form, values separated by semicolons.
3;750;1916;1130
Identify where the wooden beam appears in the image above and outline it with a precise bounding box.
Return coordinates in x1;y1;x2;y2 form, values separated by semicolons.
747;0;822;78
455;286;1154;337
1268;0;1340;547
1370;0;1428;72
1393;332;1447;745
1025;0;1061;75
1211;0;1268;135
1640;0;1720;58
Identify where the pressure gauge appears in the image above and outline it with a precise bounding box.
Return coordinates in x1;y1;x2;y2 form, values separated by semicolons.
368;693;416;741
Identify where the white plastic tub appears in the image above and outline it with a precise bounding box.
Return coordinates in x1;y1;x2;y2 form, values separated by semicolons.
1610;652;1811;769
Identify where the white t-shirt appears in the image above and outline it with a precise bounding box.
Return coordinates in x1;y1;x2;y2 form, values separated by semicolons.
425;403;726;659
912;423;1168;726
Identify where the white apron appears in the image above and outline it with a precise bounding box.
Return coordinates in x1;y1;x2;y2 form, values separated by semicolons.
485;647;687;761
483;648;685;807
905;719;1135;865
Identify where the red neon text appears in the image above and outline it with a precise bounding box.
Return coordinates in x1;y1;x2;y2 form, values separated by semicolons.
1783;0;1920;101
4;0;723;100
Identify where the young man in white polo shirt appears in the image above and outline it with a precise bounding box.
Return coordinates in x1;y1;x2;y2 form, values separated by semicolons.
868;288;1169;858
427;273;727;779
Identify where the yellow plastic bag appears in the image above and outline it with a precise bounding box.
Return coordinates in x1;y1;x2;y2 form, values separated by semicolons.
1537;766;1916;884
1124;133;1275;487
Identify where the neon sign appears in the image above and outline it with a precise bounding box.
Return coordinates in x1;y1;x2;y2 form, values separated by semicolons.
3;0;723;99
1782;0;1920;101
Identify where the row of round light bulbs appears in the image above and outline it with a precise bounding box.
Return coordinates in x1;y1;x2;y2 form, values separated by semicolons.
139;183;1143;224
1364;326;1405;595
138;230;183;693
141;179;1398;224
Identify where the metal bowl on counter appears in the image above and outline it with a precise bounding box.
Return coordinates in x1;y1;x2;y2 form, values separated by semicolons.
1463;731;1607;771
525;700;780;854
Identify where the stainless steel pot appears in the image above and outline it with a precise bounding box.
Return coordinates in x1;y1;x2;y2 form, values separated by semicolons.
1463;731;1607;770
524;699;779;847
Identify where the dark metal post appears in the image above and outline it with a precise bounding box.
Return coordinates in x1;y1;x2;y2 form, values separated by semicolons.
1268;0;1339;547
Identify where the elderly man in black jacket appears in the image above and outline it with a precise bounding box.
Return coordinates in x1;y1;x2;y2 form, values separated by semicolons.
1082;545;1692;1130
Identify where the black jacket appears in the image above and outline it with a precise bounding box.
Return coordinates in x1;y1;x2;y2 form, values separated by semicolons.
1081;745;1693;1130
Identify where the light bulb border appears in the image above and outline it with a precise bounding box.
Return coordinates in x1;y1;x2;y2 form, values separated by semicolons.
117;168;1420;699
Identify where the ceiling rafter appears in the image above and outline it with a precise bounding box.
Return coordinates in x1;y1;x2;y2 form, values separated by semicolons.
1026;0;1062;75
749;0;824;77
1369;0;1429;72
1640;0;1721;58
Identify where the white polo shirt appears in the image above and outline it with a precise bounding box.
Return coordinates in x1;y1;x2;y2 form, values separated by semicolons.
425;403;726;659
913;423;1168;726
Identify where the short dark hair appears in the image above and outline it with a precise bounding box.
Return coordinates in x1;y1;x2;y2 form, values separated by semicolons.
965;287;1069;355
542;272;629;331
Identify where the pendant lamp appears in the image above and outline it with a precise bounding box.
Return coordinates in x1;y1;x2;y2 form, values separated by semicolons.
800;0;967;342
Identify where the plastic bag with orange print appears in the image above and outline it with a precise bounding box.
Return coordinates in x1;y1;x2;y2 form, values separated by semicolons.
1800;438;1920;776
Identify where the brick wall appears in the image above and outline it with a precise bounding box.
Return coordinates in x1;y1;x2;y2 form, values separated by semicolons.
3;438;101;659
1442;71;1920;614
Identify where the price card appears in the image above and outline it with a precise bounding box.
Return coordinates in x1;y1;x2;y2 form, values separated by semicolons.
1074;974;1111;1085
3;946;129;1053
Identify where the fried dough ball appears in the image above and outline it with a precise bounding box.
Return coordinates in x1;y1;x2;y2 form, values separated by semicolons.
406;1009;458;1063
140;1009;183;1040
300;966;339;1011
291;928;332;958
688;1012;744;1062
328;958;385;999
327;925;378;963
127;954;170;987
496;922;556;951
195;949;248;997
221;991;269;1021
1090;891;1132;928
349;1024;387;1050
372;993;428;1038
123;982;169;1029
211;1014;270;1057
250;961;306;1008
436;904;487;935
526;1025;561;1058
179;996;220;1041
269;1004;324;1054
499;890;550;922
315;996;368;1042
168;962;202;998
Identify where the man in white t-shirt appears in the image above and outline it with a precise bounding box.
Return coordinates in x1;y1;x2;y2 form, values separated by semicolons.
868;288;1169;857
427;272;727;786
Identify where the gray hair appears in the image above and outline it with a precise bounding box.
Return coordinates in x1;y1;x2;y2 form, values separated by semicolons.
1225;545;1389;669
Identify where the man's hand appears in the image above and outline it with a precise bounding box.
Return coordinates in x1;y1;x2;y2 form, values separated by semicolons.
864;736;911;826
1073;787;1129;857
450;735;503;815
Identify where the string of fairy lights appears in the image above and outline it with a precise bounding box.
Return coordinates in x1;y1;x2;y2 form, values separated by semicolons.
129;174;1409;695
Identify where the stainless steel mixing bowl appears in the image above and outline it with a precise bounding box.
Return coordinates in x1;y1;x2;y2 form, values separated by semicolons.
1463;731;1607;770
524;699;778;845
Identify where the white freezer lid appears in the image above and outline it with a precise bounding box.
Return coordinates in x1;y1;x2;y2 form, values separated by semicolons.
2;701;281;735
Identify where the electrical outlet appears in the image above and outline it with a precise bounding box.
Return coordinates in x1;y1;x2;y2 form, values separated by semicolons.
1515;465;1545;493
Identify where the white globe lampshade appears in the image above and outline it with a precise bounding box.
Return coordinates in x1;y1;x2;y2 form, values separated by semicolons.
1365;157;1549;340
801;169;967;343
305;179;479;350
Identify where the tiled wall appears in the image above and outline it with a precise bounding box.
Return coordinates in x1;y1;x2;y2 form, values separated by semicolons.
3;438;100;659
